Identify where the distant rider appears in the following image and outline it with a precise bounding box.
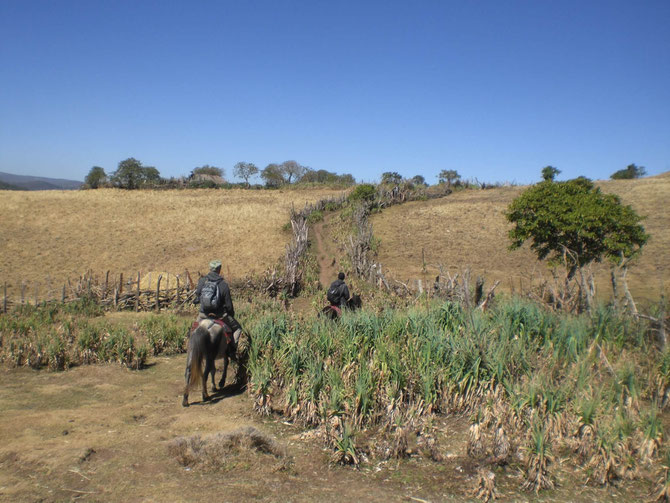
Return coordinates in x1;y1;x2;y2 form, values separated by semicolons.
327;272;351;309
194;260;242;351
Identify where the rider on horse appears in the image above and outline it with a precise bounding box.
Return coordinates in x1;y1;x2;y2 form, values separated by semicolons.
194;260;242;354
327;272;351;309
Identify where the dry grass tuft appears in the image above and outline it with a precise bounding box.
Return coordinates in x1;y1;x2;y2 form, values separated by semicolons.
168;426;286;470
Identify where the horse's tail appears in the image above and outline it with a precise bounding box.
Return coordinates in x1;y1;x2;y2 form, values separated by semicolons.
187;326;209;389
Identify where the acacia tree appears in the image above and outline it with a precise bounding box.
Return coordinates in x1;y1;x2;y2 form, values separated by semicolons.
281;160;307;184
506;177;648;280
233;162;259;186
85;166;107;188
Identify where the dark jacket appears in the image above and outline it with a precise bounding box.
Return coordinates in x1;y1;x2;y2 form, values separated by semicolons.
195;271;235;318
328;279;350;307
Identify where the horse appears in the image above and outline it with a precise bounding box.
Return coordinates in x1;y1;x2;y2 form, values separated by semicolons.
320;294;362;320
182;318;239;407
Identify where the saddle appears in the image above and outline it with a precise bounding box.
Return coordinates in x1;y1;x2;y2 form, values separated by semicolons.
190;318;235;347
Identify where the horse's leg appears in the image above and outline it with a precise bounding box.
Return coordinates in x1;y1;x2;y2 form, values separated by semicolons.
210;356;218;393
182;352;192;407
221;355;228;388
202;357;213;402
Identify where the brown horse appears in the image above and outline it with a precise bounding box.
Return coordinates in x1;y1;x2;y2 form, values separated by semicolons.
182;319;239;407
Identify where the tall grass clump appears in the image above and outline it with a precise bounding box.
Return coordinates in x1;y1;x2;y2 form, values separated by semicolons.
244;294;663;493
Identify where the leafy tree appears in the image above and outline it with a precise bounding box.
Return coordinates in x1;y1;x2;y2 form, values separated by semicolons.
541;166;560;182
85;166;107;189
438;169;461;186
233;162;259;186
411;175;426;186
111;158;161;189
281;160;307;184
381;171;403;185
610;164;647;180
506;177;648;278
192;165;224;178
261;163;287;187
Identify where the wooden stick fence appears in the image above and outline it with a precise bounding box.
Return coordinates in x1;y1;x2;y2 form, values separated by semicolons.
1;270;199;313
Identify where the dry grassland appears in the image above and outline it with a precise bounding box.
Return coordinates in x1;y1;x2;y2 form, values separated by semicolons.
0;188;345;296
371;173;670;303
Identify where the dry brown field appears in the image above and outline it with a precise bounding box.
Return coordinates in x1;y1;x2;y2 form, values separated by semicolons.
0;188;345;298
371;173;670;304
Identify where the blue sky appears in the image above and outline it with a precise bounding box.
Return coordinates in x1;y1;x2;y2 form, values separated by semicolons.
1;0;668;184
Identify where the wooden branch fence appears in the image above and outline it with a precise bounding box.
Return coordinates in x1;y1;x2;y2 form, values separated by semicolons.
1;270;200;313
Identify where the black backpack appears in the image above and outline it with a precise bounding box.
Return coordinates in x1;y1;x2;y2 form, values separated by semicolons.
327;282;341;304
200;278;222;313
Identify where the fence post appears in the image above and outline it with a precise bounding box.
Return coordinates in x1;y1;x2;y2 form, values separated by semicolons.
156;274;162;312
21;282;26;305
119;273;124;295
34;285;39;305
62;284;66;303
104;270;110;299
136;271;140;312
3;282;7;313
176;275;181;306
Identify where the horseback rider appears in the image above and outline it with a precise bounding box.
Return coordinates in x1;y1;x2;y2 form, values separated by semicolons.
194;260;242;352
327;272;351;309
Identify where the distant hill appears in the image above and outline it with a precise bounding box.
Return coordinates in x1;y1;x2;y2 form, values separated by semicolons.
0;171;83;190
0;179;26;190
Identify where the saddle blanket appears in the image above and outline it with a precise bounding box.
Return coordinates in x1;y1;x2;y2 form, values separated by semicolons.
190;319;234;345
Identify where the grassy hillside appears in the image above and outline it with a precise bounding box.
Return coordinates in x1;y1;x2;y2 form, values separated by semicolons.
371;173;670;303
0;188;345;295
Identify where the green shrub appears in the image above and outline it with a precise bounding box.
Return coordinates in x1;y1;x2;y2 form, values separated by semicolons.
348;184;376;202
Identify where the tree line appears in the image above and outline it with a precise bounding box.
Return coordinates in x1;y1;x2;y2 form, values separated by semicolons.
84;158;357;190
85;157;649;191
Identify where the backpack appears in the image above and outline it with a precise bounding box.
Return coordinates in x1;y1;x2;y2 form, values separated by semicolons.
200;278;222;313
327;282;342;304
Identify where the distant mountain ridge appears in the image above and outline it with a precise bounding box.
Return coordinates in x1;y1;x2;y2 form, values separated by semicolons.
0;171;83;190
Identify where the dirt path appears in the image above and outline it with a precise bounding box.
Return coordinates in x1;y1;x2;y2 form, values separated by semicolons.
0;357;476;502
311;212;340;288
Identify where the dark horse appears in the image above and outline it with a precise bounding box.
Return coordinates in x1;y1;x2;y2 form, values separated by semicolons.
321;294;362;320
182;319;238;407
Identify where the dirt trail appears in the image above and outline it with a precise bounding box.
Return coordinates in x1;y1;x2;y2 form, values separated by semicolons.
0;357;475;502
311;212;340;288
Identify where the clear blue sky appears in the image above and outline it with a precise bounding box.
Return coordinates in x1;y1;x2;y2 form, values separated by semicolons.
1;0;668;184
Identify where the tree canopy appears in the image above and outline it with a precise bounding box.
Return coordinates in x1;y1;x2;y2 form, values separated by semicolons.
192;165;224;178
438;169;460;186
110;158;161;189
541;166;560;182
506;177;648;277
610;164;646;180
381;171;403;185
85;166;107;189
233;162;259;186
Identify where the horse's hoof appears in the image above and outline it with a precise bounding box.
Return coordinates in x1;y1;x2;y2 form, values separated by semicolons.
182;398;189;407
218;381;225;389
202;394;210;402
